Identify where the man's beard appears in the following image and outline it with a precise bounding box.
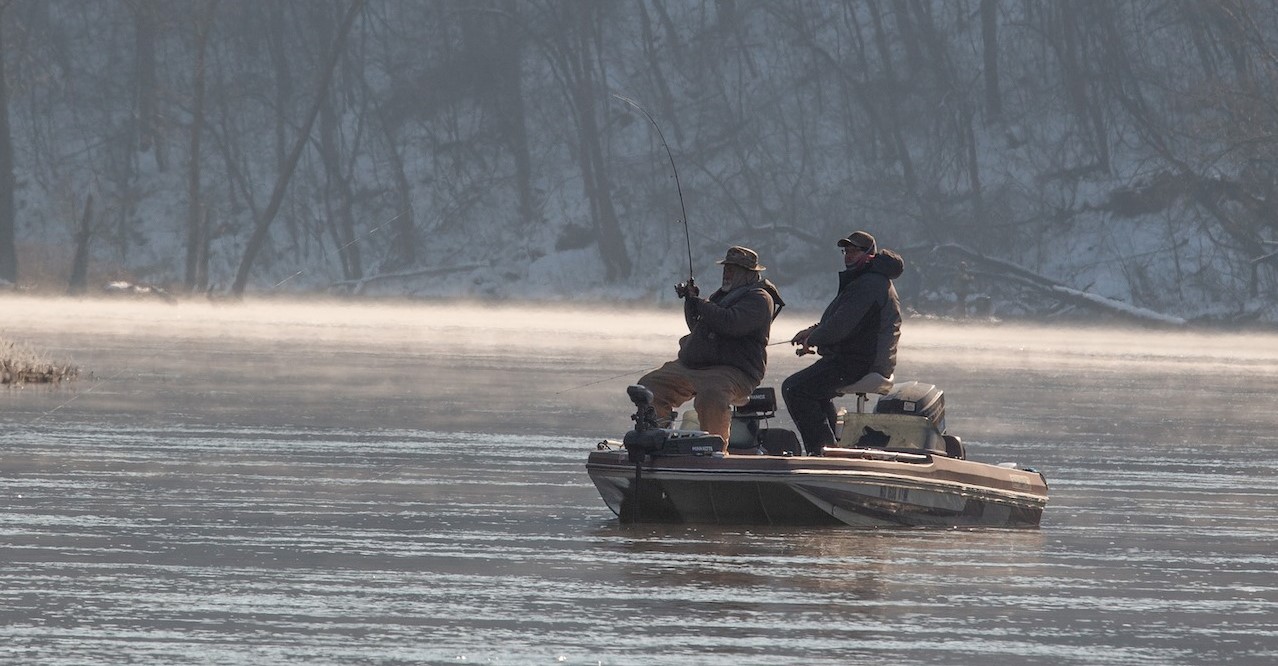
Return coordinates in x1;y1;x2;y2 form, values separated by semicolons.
722;269;760;292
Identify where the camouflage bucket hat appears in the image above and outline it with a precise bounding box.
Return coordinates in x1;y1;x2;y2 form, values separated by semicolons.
716;245;765;271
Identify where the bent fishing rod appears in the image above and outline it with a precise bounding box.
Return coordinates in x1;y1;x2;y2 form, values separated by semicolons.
611;93;695;292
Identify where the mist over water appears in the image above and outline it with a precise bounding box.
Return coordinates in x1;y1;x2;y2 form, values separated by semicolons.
2;295;1276;664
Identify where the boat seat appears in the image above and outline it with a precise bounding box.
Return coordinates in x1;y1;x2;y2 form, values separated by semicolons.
835;372;893;413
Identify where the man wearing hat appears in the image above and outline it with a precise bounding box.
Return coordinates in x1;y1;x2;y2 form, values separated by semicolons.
638;245;785;448
783;230;904;456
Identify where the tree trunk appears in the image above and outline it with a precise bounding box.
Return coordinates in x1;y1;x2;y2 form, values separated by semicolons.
195;205;210;291
268;3;293;172
0;3;15;285
133;0;166;170
230;0;365;296
637;0;683;146
867;2;918;193
376;114;416;270
184;0;214;291
492;7;538;234
981;0;1002;122
318;93;361;281
1057;2;1109;172
539;2;631;281
572;9;630;280
67;194;94;295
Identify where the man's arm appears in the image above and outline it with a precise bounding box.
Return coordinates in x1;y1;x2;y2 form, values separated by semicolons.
692;289;773;336
806;277;882;347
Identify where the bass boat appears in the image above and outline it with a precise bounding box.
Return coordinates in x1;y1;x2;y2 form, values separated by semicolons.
586;374;1048;528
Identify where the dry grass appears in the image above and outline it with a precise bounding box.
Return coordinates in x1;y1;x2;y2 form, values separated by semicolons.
1;336;79;384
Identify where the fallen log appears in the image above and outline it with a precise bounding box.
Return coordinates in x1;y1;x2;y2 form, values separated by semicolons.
931;243;1187;326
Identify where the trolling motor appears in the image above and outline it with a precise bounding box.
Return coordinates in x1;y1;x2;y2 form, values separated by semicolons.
622;384;723;463
627;385;661;432
623;385;666;463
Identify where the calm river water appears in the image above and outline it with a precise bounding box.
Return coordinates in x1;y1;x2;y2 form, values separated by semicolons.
2;296;1276;665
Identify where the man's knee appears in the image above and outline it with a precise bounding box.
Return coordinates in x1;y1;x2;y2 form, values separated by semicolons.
694;391;732;414
637;368;664;389
781;374;807;405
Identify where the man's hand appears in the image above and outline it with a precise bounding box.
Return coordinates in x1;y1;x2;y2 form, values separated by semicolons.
790;324;816;346
791;325;817;356
674;279;699;299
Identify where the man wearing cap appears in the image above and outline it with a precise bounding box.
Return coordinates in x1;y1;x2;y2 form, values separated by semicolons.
638;246;785;448
783;230;904;456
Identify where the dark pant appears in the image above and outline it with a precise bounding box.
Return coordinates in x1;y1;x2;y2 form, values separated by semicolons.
781;355;871;455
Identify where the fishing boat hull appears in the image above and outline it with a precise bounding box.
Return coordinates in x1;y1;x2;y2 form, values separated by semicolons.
589;381;1049;528
586;446;1048;528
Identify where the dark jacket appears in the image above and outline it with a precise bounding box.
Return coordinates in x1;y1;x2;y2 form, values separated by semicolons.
805;249;904;377
677;278;784;385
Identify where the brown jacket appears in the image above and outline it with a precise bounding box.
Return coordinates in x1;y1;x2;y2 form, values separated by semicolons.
677;279;783;385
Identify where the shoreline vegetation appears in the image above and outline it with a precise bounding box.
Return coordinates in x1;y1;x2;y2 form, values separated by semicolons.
1;337;78;385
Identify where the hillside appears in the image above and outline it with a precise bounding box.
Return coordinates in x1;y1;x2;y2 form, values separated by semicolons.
0;1;1274;325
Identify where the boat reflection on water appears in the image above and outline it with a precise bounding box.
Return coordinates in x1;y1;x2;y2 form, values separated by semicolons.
586;375;1049;528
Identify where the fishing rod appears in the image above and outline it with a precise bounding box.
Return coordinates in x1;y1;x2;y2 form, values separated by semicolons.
611;93;694;292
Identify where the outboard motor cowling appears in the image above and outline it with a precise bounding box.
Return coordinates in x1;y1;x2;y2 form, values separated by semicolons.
874;381;947;434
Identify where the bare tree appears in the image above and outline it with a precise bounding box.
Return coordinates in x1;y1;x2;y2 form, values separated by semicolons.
529;0;632;280
184;0;217;291
981;0;1002;122
230;0;366;296
0;1;14;285
67;193;93;295
127;0;167;171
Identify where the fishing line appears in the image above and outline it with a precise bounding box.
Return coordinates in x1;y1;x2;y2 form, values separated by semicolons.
273;270;304;288
30;366;127;425
556;364;659;395
271;212;405;290
337;211;403;253
611;93;694;287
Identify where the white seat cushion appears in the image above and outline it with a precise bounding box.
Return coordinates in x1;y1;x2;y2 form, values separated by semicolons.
836;372;894;395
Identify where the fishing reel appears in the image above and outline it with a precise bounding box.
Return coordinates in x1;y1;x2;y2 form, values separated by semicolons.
674;278;698;299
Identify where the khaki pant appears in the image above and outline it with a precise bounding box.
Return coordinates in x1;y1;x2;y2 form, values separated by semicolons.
638;360;756;445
